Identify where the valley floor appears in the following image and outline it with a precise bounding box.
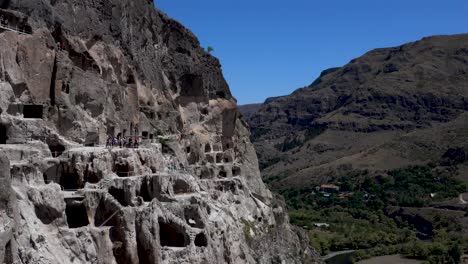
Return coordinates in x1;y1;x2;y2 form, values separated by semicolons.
357;254;422;264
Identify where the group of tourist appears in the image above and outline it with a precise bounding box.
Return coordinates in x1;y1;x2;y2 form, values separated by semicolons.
106;135;140;148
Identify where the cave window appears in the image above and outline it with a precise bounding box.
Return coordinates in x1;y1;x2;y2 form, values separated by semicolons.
159;221;189;247
48;144;65;157
109;187;128;206
0;124;8;144
4;240;12;264
23;105;43;119
60;165;82;190
94;200;118;227
204;144;211;153
108;126;116;137
206;154;214;163
216;153;223;164
224;142;231;150
179;74;204;97
149;134;154;140
200;168;212;179
194;233;208;247
65;201;89;228
184;207;205;229
84;169;100;184
139;179;153;202
142;131;149;139
127;74;136;85
114;163;130;177
185;146;191;153
232;166;241;176
224;154;234;163
216;91;226;99
218;170;227;178
173;179;191;194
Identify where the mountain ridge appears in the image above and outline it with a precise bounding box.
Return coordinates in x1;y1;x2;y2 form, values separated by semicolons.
245;33;468;187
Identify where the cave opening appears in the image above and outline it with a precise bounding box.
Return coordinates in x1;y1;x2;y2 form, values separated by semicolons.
200;168;213;180
94;199;118;227
65;201;89;228
173;179;191;194
194;233;208;247
218;170;227;178
3;240;12;264
216;153;223;164
184;206;205;229
142;131;148;139
0;0;11;9
0;124;8;144
48;143;65;157
109;187;128;206
84;167;100;184
206;154;214;163
114;163;130;177
60;164;82;190
232;166;241;177
179;74;204;97
127;74;136;85
224;154;234;163
23;104;43;119
159;220;189;247
139;178;153;202
205;144;211;153
216;91;226;99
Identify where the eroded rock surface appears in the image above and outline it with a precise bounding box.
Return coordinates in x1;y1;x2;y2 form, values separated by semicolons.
0;1;320;263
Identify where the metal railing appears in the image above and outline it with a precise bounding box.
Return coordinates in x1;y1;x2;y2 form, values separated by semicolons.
0;19;32;35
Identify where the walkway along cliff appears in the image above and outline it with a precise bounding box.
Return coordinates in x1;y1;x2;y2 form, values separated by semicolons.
0;0;320;263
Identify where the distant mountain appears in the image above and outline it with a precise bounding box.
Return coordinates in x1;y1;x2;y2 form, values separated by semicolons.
245;34;468;188
238;103;262;119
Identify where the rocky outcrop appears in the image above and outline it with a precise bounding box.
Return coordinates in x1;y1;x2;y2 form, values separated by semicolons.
247;34;468;187
0;1;320;263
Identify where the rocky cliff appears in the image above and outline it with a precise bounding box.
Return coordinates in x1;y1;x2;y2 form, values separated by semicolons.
0;1;319;263
246;35;468;187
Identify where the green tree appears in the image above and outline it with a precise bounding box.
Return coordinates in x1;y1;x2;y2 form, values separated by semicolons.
207;46;214;53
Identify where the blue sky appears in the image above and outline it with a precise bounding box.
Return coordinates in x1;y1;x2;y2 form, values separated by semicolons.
157;0;468;105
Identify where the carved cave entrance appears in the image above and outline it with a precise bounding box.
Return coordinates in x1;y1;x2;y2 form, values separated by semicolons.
65;200;89;228
173;179;191;194
23;104;43;119
195;233;208;247
59;164;82;190
49;143;65;157
114;163;130;177
109;187;129;206
0;124;8;144
139;178;154;202
3;241;12;264
159;220;189;247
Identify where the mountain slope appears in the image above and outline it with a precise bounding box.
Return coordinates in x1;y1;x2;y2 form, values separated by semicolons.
238;103;262;120
247;34;468;187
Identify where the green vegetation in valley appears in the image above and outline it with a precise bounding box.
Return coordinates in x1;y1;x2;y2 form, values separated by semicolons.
270;165;468;263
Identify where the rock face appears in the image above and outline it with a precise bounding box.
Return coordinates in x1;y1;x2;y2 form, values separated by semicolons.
0;1;320;263
246;34;468;188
